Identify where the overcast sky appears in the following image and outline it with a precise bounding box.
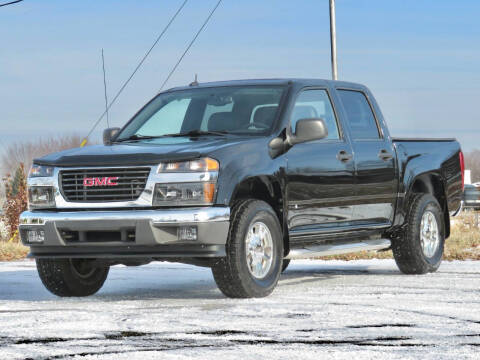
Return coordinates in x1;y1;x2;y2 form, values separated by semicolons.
1;0;479;152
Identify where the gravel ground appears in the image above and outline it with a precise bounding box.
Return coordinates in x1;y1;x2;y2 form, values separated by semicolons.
0;259;479;359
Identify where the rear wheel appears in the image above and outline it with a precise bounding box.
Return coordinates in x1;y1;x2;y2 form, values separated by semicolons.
211;199;283;298
36;258;109;297
392;194;445;274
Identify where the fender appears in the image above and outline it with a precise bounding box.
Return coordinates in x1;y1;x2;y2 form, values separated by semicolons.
392;142;461;238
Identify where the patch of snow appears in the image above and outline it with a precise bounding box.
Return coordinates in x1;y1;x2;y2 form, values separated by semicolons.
0;259;479;359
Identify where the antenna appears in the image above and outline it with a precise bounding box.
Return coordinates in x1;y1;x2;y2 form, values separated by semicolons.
80;49;110;148
189;74;199;86
101;48;110;128
79;0;189;147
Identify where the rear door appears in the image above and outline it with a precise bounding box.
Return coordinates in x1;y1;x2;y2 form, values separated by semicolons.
286;88;356;239
336;88;397;226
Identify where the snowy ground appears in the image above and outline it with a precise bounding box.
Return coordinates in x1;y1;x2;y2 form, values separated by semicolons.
0;259;479;359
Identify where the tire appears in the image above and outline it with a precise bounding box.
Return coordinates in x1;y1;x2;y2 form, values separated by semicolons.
36;258;109;297
211;199;284;298
281;259;291;273
392;193;445;275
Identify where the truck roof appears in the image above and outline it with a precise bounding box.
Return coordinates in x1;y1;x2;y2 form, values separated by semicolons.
164;78;365;92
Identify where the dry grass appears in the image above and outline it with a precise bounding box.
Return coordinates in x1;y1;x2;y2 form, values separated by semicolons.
0;241;29;261
318;211;480;261
444;211;480;260
0;219;29;261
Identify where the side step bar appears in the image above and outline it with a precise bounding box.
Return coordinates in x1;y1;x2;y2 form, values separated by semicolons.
285;239;391;260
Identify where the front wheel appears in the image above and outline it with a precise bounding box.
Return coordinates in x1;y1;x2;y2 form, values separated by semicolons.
36;258;109;297
392;194;445;274
211;200;283;298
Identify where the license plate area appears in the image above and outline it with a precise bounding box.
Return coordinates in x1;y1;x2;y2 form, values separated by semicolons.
59;229;136;243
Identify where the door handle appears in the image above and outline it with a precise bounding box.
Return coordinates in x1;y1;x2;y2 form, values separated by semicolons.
337;150;353;163
378;149;393;161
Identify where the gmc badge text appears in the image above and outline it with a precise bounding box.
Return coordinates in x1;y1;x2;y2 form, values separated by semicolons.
20;79;464;298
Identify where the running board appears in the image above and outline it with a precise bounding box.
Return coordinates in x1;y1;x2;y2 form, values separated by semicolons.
285;239;391;260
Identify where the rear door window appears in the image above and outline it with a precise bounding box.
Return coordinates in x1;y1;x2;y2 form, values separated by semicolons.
337;90;380;140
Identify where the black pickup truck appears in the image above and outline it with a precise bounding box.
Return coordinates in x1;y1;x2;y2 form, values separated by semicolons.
20;79;464;298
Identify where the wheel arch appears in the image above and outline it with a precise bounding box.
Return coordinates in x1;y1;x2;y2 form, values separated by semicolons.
229;176;288;254
408;173;450;238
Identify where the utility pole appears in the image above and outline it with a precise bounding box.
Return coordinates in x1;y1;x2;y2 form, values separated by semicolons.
329;0;338;80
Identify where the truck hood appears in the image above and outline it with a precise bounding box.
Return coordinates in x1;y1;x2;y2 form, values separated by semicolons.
34;136;255;167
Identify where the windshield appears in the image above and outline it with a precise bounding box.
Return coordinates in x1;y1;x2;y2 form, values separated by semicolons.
116;86;286;140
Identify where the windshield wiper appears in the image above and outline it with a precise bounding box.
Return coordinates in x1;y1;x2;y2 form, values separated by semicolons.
162;130;229;137
114;134;163;142
115;130;228;143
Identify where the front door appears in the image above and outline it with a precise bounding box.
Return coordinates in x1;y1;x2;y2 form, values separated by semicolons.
286;89;356;239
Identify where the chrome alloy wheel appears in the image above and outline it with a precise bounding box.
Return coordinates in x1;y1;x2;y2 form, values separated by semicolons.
245;221;274;279
420;210;440;258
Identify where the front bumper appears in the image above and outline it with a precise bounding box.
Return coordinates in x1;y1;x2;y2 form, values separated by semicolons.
19;207;230;259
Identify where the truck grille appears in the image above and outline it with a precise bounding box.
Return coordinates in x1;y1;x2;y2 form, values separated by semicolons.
60;167;151;202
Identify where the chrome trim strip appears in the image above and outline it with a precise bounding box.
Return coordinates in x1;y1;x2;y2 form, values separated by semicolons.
289;194;397;207
20;207;230;225
285;239;391;260
27;166;218;209
289;222;391;237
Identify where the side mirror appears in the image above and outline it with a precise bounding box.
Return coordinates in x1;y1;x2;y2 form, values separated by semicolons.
103;127;120;145
290;118;328;145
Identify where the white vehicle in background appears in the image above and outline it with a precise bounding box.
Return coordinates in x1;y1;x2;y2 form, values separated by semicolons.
464;184;480;210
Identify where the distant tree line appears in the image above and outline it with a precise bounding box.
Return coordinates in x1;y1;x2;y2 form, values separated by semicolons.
1;134;83;177
1;134;85;241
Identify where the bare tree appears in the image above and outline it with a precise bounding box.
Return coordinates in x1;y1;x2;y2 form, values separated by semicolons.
465;149;480;183
1;134;84;177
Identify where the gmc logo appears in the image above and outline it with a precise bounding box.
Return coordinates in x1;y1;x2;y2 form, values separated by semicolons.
83;177;119;187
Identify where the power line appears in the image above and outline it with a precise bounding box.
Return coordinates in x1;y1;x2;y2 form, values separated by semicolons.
80;0;188;147
0;0;23;7
158;0;223;92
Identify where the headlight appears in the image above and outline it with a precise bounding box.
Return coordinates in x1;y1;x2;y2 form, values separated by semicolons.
153;182;216;206
157;158;219;173
153;157;219;206
28;186;56;209
29;165;54;178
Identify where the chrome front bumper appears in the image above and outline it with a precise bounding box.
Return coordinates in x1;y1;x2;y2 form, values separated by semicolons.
19;207;230;258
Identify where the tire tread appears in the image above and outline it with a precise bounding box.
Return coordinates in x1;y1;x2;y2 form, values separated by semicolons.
36;258;109;297
212;199;282;298
392;193;444;274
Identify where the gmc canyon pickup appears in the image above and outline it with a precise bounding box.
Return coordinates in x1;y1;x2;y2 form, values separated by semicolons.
20;79;464;298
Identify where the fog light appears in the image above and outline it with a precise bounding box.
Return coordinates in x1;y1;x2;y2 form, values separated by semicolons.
178;226;197;241
26;229;45;244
